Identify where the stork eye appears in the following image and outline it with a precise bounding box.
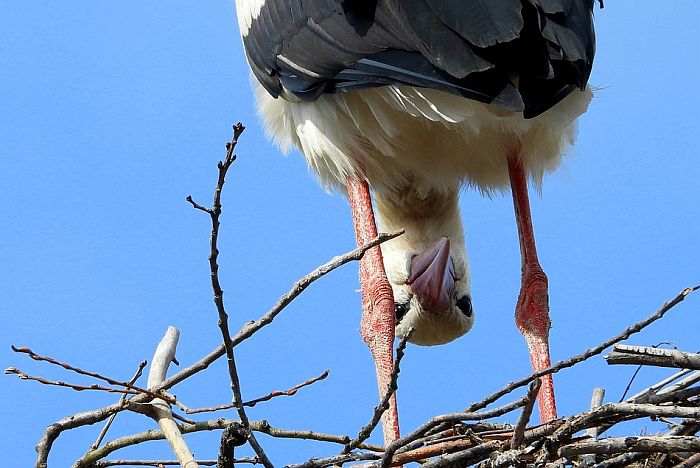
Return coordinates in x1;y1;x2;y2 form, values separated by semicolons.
456;296;472;317
395;302;409;324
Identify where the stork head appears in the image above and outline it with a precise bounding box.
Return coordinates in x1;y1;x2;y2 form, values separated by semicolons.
384;236;474;346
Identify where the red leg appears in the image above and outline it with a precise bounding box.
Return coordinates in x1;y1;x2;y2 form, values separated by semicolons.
346;177;401;445
507;153;557;422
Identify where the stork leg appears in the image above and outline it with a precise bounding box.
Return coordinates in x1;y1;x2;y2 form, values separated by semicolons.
507;152;557;422
346;176;401;445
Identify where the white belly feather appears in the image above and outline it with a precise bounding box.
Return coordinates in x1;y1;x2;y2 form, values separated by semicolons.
254;79;592;196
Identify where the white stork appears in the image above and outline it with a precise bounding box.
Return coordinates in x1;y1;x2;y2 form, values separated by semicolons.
235;0;595;443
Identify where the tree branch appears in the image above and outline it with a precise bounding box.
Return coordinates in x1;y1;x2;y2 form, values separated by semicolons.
73;419;383;467
606;344;700;370
343;328;414;454
181;370;330;413
91;361;148;450
558;435;700;457
146;327;199;468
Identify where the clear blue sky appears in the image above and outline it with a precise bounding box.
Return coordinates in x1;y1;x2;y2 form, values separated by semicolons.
2;2;699;466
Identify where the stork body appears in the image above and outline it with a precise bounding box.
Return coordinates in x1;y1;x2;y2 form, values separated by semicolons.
236;0;595;443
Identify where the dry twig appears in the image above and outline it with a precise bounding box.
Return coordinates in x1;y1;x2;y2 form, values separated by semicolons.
9;346;172;403
181;370;330;413
91;360;148;450
343;328;414;454
188;123;273;468
91;460;258;467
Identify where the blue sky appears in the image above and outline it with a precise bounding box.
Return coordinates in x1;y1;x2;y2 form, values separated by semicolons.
2;2;699;466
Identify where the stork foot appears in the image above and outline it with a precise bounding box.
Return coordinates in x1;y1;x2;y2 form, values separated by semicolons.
515;265;557;422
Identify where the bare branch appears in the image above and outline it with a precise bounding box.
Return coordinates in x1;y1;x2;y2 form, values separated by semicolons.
558;435;700;457
286;452;382;468
91;361;148;450
6;348;171;403
189;123;272;468
37;406;125;468
623;367;695;403
549;402;700;447
580;387;606;466
231;229;404;347
73;419;383;467
146;327;199;468
510;379;541;449
182;370;330;414
95;461;216;467
92;459;260;467
5;368;144;397
344;328;414;454
606;344;700;370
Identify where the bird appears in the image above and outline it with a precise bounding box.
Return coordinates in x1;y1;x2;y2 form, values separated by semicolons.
234;0;596;444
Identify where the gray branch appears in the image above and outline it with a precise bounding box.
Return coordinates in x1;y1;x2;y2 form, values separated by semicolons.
606;344;700;370
146;327;199;468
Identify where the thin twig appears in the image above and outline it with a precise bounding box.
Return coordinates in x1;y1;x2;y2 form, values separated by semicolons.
511;379;541;449
92;459;260;467
91;361;148;450
94;461;216;467
343;328;414;454
9;346;172;403
181;370;330;413
286;452;382;468
189;123;273;468
4;368;148;398
622;367;694;404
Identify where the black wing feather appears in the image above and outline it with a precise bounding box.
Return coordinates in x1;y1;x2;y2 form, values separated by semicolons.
423;0;523;48
239;0;595;117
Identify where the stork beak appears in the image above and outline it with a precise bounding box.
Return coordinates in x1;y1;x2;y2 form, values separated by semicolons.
408;237;455;313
